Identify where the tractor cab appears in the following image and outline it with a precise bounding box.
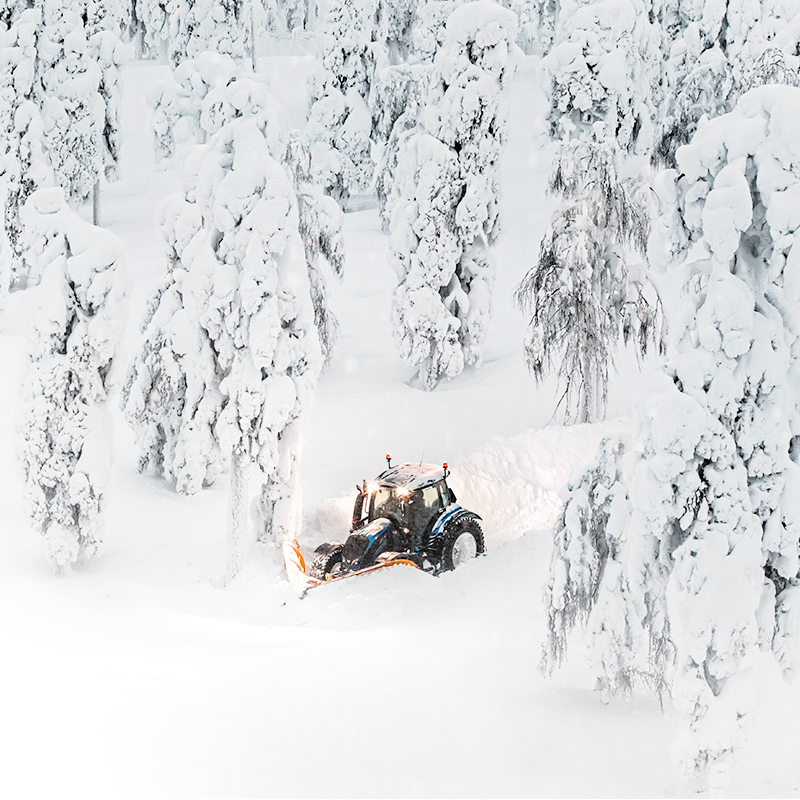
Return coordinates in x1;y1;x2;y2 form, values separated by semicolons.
351;461;457;543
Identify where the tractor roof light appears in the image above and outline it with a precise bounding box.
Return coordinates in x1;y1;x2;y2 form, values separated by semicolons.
386;453;392;468
396;486;410;497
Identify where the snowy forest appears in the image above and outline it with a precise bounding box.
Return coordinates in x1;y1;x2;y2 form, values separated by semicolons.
2;0;800;797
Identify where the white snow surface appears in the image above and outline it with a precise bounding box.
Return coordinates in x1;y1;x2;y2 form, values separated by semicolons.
1;56;799;799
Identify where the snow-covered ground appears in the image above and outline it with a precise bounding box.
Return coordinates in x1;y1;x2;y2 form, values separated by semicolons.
1;55;799;799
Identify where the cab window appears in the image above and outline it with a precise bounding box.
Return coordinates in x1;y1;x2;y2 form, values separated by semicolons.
371;486;403;521
420;484;441;511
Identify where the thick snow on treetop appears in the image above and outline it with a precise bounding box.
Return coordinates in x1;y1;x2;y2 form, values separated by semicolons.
427;3;519;153
436;0;518;80
678;86;800;182
675;86;800;341
149;51;288;164
544;0;659;150
22;187;122;306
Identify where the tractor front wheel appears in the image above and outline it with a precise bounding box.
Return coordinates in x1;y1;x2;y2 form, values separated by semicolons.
439;517;485;572
309;546;343;581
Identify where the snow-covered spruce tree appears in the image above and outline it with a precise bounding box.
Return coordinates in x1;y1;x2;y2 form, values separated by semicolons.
410;0;544;61
0;182;9;311
125;104;323;579
148;50;296;202
303;0;378;204
653;22;736;168
373;1;473;232
410;0;456;64
0;8;51;289
37;1;103;207
372;62;430;231
205;117;324;573
142;56;340;415
516;0;557;55
81;0;133;37
280;0;312;32
121;190;224;495
147;77;182;165
373;0;416;64
318;0;377;99
367;2;460;225
303;70;372;205
125;60;290;495
542;86;800;790
90;29;125;186
389;0;518;389
1;3;122;282
19;187;126;572
514;140;664;423
370;62;430;150
543;0;661;154
148;51;279;165
147;56;220;165
370;0;430;152
296;190;344;366
131;0;170;58
541;436;675;701
166;0;252;67
495;0;540;55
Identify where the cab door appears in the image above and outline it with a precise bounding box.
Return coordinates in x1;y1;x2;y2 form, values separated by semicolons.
413;483;444;543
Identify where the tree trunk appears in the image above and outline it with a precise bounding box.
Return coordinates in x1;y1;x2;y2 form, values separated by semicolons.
93;179;100;226
250;4;256;72
580;351;595;424
225;448;248;584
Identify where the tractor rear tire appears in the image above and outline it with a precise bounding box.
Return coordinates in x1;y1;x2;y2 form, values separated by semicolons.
439;517;485;572
309;546;343;581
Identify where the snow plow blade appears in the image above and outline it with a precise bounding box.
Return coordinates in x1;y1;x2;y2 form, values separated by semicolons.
282;539;418;597
282;539;320;588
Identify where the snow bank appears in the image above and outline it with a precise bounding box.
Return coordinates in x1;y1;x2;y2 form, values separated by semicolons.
302;422;625;549
451;422;626;543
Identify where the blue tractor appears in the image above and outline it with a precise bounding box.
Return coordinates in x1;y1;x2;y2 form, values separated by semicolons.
308;455;485;581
